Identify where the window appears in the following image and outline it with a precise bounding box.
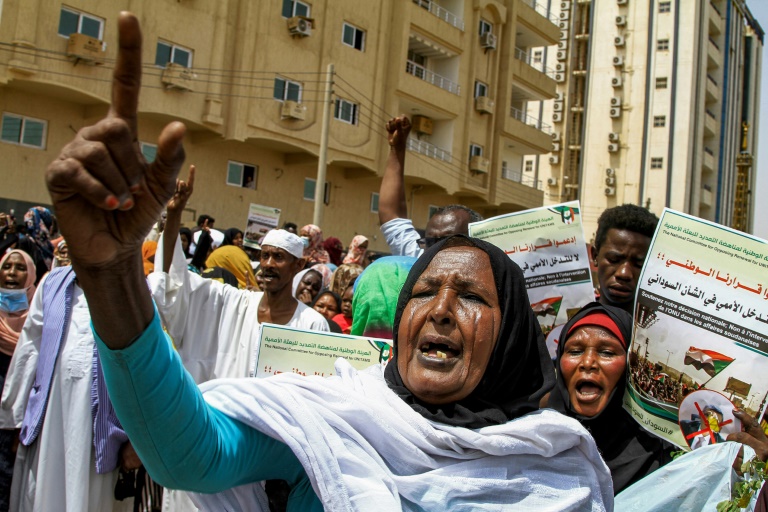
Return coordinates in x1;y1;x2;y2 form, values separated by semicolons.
282;0;311;18
273;77;302;102
659;1;671;13
1;113;47;149
651;157;664;169
525;160;534;172
533;50;543;64
342;23;365;51
653;116;666;127
227;161;258;189
474;81;488;98
655;77;668;89
334;99;358;125
303;178;331;204
370;193;379;213
657;39;670;51
140;142;157;163
58;7;104;39
469;143;484;160
155;41;192;68
478;20;493;36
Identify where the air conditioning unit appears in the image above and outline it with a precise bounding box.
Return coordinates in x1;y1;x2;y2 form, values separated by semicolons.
606;168;616;177
161;62;195;92
555;63;567;73
475;95;495;114
552;142;562;152
547;177;559;186
558;20;569;30
553;112;564;123
281;100;306;120
554;73;566;83
612;77;623;87
552;132;562;142
555;92;565;101
560;30;569;40
480;32;497;49
617;0;629;5
605;186;616;196
560;1;572;10
615;15;627;26
469;155;490;174
287;16;312;37
549;155;561;165
608;143;619;153
557;50;568;61
609;107;621;118
553;101;564;112
613;56;624;67
605;176;617;186
614;36;625;47
66;33;106;65
558;41;568;50
560;10;570;20
610;97;622;107
608;132;620;142
412;115;433;135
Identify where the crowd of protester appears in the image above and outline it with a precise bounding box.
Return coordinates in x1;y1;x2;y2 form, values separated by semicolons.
0;13;766;512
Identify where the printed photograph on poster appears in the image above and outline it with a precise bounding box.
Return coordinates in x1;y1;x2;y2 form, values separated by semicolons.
244;204;281;245
677;390;740;450
625;208;768;448
469;201;595;358
254;323;392;379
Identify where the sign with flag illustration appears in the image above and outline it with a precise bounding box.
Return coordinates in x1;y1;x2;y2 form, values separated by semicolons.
625;209;768;449
469;201;594;358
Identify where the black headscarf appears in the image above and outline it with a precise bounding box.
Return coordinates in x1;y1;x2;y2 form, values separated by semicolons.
384;235;555;429
222;228;243;247
547;301;673;494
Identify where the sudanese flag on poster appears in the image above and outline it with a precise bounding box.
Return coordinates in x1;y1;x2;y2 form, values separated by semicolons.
684;347;734;378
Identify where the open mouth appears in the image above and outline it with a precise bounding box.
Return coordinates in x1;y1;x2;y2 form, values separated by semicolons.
575;380;604;403
419;341;460;360
2;280;20;289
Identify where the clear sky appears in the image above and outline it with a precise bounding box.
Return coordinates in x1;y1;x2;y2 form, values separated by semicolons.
749;1;767;239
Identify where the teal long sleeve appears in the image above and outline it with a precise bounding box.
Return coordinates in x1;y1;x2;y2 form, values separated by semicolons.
94;311;321;508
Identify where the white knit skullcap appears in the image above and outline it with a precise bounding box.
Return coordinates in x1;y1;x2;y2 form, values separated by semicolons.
261;229;304;259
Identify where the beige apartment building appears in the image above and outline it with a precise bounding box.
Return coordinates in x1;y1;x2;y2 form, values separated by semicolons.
526;0;762;240
0;0;560;251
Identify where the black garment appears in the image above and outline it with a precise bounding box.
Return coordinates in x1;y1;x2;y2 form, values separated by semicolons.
222;228;243;247
384;235;555;429
547;301;674;494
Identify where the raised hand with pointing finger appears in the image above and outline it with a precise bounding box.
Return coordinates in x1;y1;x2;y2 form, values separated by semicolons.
45;13;186;347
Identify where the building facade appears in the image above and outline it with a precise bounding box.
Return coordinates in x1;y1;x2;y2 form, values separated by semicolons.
527;0;762;240
0;0;559;251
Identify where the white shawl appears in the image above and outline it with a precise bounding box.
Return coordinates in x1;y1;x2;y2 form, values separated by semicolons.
191;359;614;511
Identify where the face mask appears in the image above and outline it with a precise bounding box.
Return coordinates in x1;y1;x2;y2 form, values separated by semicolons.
300;236;310;248
0;288;29;314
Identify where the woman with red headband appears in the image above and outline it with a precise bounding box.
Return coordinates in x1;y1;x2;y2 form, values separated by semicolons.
547;302;674;494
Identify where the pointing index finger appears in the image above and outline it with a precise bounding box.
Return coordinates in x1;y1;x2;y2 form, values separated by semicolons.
108;12;142;140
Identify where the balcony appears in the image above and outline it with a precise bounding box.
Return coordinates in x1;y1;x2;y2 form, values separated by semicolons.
703;147;715;172
511;47;557;100
705;74;719;103
502;107;553;154
704;109;718;138
407;137;452;162
502;166;540;189
700;185;713;208
707;37;721;69
411;0;464;31
492;170;544;210
708;2;722;35
516;0;560;47
405;60;461;95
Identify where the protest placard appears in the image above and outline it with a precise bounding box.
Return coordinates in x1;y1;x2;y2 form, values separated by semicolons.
469;201;595;357
244;204;281;245
626;209;768;448
253;323;393;378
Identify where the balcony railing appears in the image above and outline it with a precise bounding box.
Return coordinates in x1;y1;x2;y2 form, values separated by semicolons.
514;47;556;78
412;0;464;30
510;106;552;134
502;167;540;188
405;60;461;95
407;137;452;162
519;0;559;24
